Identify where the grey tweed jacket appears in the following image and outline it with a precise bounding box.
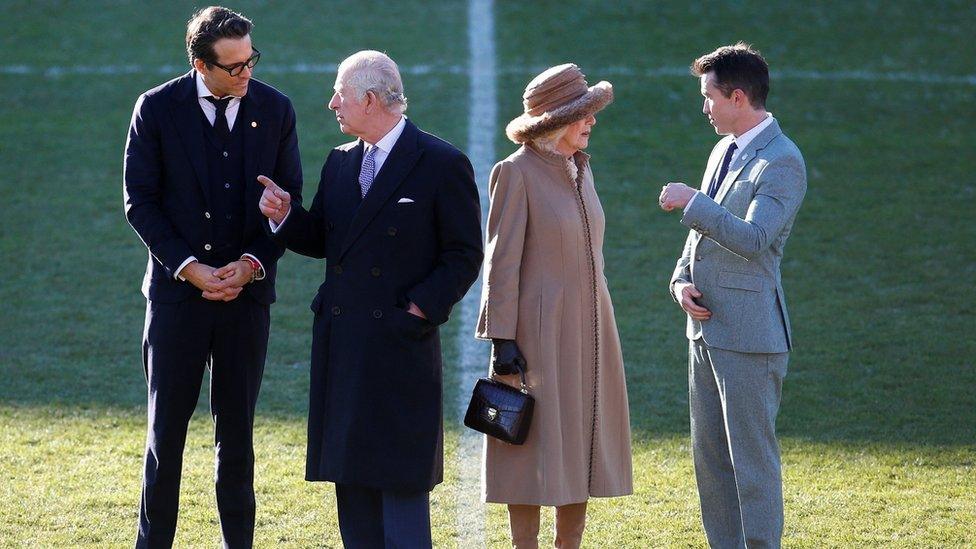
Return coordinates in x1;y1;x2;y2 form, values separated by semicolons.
670;119;807;354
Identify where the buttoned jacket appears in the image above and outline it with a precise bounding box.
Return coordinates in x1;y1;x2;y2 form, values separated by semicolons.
123;70;303;304
671;119;806;353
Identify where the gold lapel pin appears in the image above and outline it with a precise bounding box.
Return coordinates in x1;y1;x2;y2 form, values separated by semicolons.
251;121;257;128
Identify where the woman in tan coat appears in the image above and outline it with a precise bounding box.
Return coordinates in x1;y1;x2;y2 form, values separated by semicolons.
475;64;633;548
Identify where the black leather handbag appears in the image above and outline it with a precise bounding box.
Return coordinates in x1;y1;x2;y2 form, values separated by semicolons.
463;364;535;445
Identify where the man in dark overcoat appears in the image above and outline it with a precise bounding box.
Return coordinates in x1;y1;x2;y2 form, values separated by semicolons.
257;50;482;546
122;6;302;547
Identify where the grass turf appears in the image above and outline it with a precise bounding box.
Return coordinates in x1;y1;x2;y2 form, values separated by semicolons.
1;0;974;546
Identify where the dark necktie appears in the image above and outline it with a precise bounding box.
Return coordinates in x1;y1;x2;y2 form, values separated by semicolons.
205;96;232;142
707;141;738;199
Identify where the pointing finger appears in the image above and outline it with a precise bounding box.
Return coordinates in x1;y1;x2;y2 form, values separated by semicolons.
257;175;277;190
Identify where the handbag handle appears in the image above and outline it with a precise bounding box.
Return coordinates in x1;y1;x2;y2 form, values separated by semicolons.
491;361;529;394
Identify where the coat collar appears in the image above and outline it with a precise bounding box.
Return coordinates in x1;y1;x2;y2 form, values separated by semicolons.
524;142;591;184
339;119;424;259
714;118;783;205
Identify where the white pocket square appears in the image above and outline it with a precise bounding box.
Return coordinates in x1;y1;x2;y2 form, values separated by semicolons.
397;197;415;204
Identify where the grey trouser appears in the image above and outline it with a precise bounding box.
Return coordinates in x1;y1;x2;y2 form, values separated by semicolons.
690;339;788;549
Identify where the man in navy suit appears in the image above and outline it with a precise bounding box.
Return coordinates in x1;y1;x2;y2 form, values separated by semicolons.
258;50;482;547
122;6;302;547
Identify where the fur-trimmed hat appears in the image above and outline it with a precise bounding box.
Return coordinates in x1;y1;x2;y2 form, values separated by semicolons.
505;63;613;144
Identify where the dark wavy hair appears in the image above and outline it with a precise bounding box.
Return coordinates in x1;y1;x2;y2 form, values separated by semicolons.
691;42;769;108
185;6;253;66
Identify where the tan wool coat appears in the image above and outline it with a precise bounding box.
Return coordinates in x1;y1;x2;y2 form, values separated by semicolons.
475;143;633;506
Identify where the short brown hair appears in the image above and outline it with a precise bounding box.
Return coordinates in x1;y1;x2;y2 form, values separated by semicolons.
185;6;253;66
691;42;769;108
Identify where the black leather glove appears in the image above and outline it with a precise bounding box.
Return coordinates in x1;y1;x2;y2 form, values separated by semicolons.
491;339;526;375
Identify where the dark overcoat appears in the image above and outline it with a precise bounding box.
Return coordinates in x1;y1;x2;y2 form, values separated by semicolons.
274;119;483;492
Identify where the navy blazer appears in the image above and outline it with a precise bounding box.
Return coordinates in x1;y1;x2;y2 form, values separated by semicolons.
273;119;483;492
123;70;303;304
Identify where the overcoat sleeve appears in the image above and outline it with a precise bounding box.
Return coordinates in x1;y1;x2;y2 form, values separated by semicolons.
475;160;528;340
270;150;340;260
123;93;194;279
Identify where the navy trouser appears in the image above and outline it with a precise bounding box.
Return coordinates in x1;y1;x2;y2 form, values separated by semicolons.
335;483;432;548
136;295;269;549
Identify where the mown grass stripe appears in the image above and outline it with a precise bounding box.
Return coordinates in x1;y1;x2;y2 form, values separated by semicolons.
454;0;496;546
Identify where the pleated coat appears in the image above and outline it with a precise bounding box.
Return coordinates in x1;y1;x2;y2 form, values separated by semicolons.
475;143;633;505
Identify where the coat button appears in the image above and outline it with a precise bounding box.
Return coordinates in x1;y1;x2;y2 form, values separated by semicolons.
332;306;341;316
387;227;398;236
696;256;703;261
372;309;383;319
333;265;343;274
204;244;212;251
204;211;211;219
371;267;381;277
224;183;231;189
222;151;228;158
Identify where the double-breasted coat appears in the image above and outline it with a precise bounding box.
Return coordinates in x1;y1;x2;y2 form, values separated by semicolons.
476;143;633;505
273;119;483;492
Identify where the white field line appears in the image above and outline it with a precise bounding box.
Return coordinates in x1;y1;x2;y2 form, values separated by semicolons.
455;0;495;546
3;62;974;85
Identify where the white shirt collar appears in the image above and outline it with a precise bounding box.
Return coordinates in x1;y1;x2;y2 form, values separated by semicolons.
367;116;407;154
734;113;774;152
195;71;242;100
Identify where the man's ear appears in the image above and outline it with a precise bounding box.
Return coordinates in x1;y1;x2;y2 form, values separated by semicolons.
732;88;748;108
192;58;207;73
363;90;377;114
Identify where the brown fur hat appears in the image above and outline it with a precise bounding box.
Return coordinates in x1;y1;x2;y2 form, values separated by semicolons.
505;63;613;144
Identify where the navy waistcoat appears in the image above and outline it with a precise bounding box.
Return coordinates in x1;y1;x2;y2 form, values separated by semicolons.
200;103;247;266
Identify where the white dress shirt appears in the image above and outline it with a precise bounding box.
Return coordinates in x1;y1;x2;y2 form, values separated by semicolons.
364;115;406;176
271;116;407;233
176;72;261;281
685;113;775;211
195;71;242;131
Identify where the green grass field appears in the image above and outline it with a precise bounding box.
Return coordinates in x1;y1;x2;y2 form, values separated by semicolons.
1;1;974;547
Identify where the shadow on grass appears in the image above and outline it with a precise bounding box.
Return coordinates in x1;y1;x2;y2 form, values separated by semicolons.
2;326;974;451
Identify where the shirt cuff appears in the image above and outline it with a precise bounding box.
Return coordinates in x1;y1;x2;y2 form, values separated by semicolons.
241;253;266;281
269;209;291;233
684;191;701;212
175;256;197;281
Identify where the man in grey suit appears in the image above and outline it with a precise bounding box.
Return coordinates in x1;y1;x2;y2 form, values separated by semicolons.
659;43;807;548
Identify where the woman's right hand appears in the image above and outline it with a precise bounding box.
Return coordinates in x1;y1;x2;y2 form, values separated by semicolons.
491;339;527;375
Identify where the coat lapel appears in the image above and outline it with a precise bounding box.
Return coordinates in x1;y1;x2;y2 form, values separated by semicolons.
339;120;422;259
715;119;783;205
700;137;732;192
241;87;267;226
169;71;211;207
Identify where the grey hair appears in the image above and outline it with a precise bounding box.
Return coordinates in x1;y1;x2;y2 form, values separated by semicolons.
337;50;408;114
530;125;568;152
